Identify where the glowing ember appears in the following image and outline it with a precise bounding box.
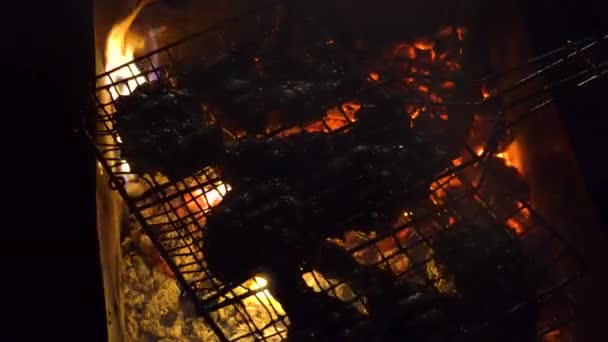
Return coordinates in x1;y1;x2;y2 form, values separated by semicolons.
430;93;444;104
445;61;461;71
506;218;526;235
481;84;492;99
456;27;467;41
429;175;464;205
369;72;380;81
301;101;362;133
441;81;455;89
341;102;362;119
542;330;562;342
409;107;422;120
451;156;464;166
414;39;435;51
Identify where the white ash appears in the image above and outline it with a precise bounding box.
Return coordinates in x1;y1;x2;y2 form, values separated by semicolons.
121;198;289;341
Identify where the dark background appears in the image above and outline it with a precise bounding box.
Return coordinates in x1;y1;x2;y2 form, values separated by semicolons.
2;0;606;340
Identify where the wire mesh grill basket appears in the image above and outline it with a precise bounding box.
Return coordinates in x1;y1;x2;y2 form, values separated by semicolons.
85;2;607;341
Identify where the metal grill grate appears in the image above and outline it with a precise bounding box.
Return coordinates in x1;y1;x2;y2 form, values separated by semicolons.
84;2;607;340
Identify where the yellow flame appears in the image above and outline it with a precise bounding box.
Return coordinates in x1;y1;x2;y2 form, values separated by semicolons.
190;183;232;210
103;1;152;179
245;276;286;316
104;1;151;100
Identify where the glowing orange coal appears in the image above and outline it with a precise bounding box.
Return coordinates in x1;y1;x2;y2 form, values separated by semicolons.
505;202;531;235
429;175;464;206
369;72;381;81
414;39;435;51
481;84;492;100
176;183;231;220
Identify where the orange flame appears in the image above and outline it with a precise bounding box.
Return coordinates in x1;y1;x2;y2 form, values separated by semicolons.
496;139;525;175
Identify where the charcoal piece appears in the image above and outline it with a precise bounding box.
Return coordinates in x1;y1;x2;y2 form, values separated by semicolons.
114;81;223;180
430;223;539;341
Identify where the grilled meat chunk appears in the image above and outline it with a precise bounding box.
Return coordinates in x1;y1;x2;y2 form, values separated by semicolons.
114;81;223;180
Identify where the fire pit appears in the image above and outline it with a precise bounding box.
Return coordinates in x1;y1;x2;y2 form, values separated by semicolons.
86;1;607;341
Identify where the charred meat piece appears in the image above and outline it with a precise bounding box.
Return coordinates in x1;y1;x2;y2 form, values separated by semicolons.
219;94;449;189
430;223;539;341
217;135;447;231
203;178;305;287
114;81;223;180
176;44;361;134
